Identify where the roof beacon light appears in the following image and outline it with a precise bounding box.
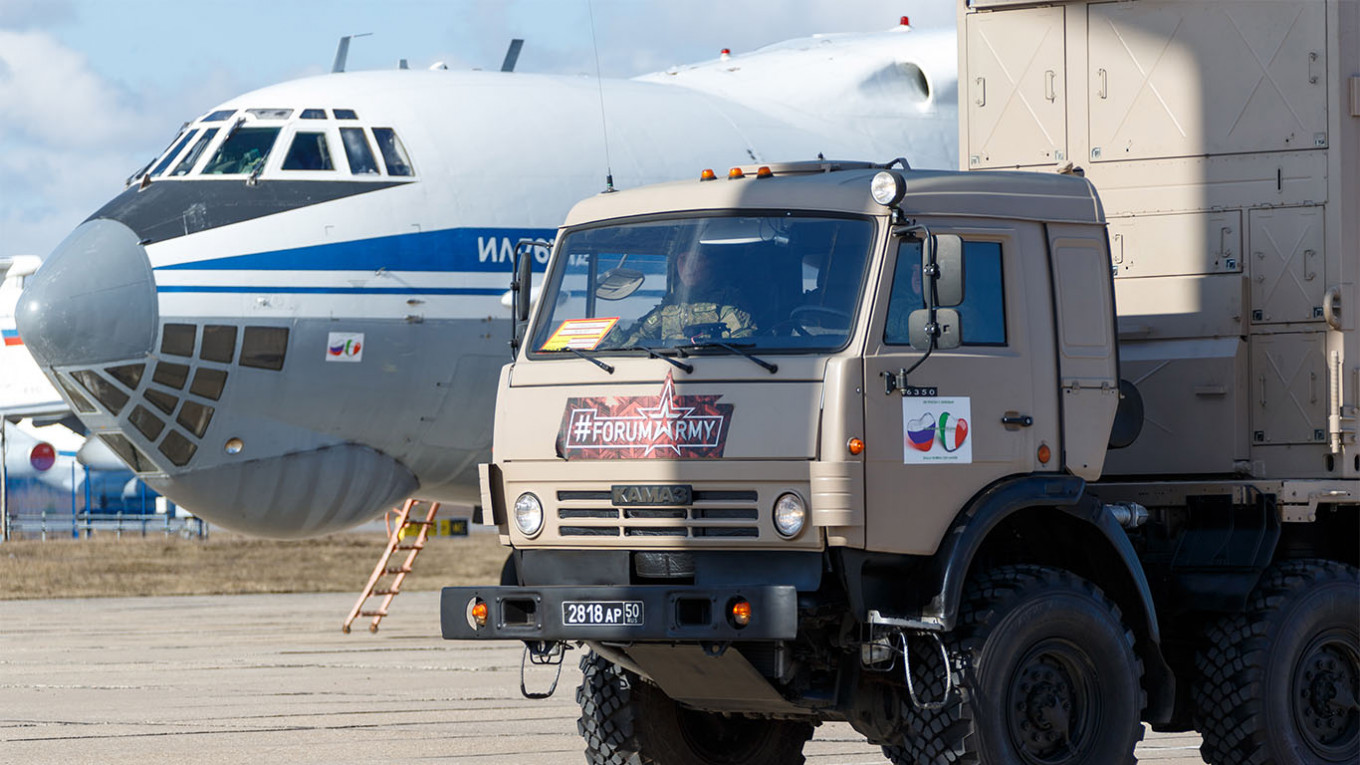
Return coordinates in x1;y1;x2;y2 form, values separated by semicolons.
756;166;773;178
728;167;745;179
721;48;731;60
700;169;717;181
871;170;906;206
900;16;910;27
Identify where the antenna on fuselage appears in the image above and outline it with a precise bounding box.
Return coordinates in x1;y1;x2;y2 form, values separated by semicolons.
500;39;524;72
586;1;614;193
332;33;373;73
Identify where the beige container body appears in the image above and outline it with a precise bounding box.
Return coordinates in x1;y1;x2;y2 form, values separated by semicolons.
960;0;1359;483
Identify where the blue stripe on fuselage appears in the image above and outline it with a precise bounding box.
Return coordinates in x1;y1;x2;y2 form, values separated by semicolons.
155;227;556;274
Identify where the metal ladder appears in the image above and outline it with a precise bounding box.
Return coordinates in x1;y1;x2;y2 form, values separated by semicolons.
343;498;440;633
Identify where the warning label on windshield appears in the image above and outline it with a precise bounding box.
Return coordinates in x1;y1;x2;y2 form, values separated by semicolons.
541;318;619;351
557;371;734;459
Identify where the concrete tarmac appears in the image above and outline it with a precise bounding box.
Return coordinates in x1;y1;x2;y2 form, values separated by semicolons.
0;592;1207;763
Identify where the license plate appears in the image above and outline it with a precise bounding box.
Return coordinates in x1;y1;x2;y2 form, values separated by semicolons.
563;600;644;627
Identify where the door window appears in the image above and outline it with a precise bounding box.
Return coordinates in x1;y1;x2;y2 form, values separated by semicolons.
884;239;1006;346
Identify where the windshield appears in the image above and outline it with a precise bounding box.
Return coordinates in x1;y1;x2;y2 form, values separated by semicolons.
531;215;874;355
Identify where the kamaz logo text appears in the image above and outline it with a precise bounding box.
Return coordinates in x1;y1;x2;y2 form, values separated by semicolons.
611;484;693;506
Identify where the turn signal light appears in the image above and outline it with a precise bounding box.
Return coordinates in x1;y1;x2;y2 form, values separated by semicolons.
1037;443;1051;465
731;599;752;627
847;437;865;456
700;168;717;181
470;599;488;628
728;167;745;179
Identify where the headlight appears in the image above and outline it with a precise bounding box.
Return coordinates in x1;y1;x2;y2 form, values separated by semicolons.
773;492;807;538
514;492;544;537
870;170;906;206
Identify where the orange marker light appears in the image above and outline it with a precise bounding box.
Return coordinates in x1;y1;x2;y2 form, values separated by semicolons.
756;166;773;178
470;600;488;627
1037;444;1051;465
728;167;745;179
700;168;717;181
847;437;865;456
731;599;752;627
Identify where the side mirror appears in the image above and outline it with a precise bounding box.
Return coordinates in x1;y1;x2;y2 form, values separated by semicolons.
512;240;536;322
929;234;964;308
907;308;960;351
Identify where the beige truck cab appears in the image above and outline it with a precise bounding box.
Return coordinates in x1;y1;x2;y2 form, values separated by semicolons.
444;161;1177;763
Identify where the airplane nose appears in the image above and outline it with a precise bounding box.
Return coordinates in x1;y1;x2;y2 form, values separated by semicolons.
15;218;157;368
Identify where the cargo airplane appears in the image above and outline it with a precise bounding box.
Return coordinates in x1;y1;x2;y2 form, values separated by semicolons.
15;22;958;537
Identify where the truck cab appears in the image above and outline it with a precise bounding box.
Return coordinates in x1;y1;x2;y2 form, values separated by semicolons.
442;161;1164;763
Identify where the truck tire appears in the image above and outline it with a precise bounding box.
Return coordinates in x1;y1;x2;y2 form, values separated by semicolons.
887;565;1145;765
575;650;814;765
1194;559;1359;765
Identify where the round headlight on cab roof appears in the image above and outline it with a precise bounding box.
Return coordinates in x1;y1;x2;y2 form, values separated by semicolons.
871;170;906;207
773;492;807;539
514;492;544;537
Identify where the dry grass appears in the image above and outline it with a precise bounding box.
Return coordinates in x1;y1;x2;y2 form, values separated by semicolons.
0;530;510;600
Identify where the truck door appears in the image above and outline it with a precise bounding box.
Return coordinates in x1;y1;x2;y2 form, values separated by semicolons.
860;226;1060;555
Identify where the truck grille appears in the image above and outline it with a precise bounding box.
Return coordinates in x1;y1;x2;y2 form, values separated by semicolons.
555;489;761;539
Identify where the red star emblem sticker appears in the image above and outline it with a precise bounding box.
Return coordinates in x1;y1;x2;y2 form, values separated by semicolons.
636;371;695;456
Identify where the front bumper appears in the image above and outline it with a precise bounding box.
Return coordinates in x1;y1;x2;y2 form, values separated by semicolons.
440;584;798;641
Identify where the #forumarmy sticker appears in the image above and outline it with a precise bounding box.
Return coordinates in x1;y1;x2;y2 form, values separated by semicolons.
902;397;972;464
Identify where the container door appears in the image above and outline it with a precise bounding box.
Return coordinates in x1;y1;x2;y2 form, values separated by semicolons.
1088;0;1328;162
965;5;1068;168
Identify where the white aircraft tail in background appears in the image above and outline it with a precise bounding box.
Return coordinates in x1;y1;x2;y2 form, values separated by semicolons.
1;256;69;420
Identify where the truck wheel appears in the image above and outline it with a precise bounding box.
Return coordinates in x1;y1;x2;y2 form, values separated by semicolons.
888;565;1145;765
576;650;814;765
1194;559;1359;765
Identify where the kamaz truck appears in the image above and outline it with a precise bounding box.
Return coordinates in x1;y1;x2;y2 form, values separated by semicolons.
440;2;1357;763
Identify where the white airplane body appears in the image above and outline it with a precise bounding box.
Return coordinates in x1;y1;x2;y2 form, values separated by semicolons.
16;24;959;537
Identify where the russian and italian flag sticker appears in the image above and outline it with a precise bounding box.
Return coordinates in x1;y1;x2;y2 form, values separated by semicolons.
903;396;972;464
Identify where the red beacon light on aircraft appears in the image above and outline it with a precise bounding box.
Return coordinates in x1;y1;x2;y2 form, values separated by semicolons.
720;48;731;61
900;16;911;28
30;442;56;472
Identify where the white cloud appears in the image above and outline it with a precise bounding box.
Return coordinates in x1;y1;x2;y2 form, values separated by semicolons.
0;26;249;257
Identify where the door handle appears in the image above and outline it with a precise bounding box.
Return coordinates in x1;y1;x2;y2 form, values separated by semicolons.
1002;412;1033;429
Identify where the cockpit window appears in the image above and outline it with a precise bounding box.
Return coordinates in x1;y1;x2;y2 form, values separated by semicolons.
202;109;236;122
333;109;359;120
246;108;292;120
340;128;380;175
202;127;281;175
150;129;198;177
170;128;219;176
372;128;414;176
301;108;327;120
281;132;334;171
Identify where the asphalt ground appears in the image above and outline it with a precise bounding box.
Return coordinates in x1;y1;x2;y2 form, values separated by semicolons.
0;592;1208;764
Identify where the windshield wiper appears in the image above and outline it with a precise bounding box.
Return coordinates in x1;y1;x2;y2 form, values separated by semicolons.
640;346;694;374
685;341;778;374
559;346;614;374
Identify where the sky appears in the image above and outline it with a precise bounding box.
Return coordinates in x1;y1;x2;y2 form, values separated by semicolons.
0;1;956;260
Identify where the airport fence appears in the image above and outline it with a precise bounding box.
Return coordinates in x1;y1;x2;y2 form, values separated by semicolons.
5;510;208;541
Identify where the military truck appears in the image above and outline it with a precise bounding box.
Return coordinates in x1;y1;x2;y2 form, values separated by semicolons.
441;2;1357;763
